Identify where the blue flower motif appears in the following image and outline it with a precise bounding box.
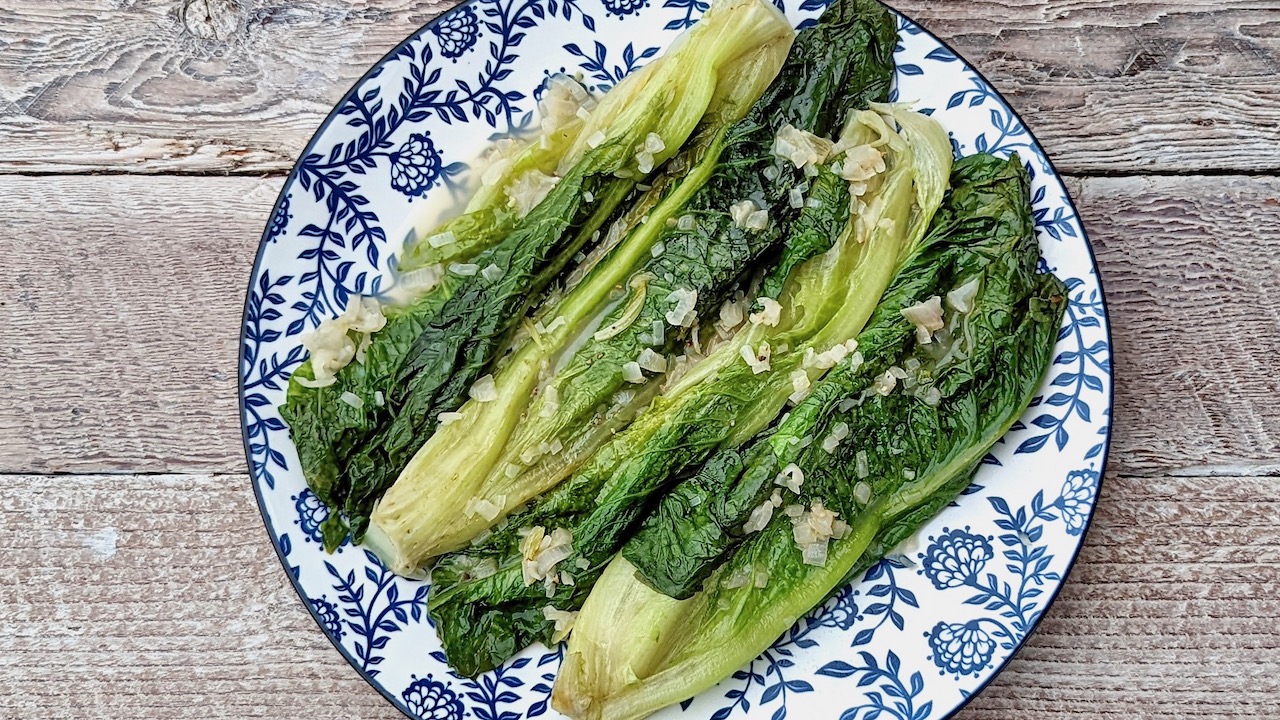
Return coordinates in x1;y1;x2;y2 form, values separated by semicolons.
310;596;345;640
810;585;858;631
432;6;479;60
292;489;328;545
921;527;993;589
267;195;291;241
402;674;465;720
1057;468;1098;535
603;0;650;17
927;620;996;677
389;133;444;198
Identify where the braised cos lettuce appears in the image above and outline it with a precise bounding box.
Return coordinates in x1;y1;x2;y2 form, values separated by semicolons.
280;0;797;550
552;154;1067;720
424;8;941;676
363;19;798;576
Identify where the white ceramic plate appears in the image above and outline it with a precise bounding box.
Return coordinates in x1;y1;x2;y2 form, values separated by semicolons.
239;1;1113;718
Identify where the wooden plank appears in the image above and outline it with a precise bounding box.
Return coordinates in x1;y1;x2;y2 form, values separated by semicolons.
897;0;1280;175
0;473;399;719
0;0;451;175
2;174;1276;476
1071;174;1280;476
2;1;1279;175
1;473;1276;718
0;176;276;474
958;473;1280;719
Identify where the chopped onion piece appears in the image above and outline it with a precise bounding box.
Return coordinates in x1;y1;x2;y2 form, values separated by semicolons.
742;499;775;534
397;264;444;297
901;295;945;345
426;230;456;248
538;73;592;136
821;421;850;454
507;169;560;218
450;262;480;276
729;200;756;229
543;606;579;643
540;384;560;417
301;296;388;384
854;481;871;505
635;151;655;174
947;277;982;313
723;567;752;589
339;391;363;410
739;341;772;374
621;361;645;384
773;124;834;169
719;297;745;331
873;371;897;396
855;450;869;479
775;463;804;493
749;297;783;327
439;411;464;426
802;542;829;567
664;288;698;327
470;374;498;402
839;144;886;182
789;369;811;404
637;348;667;373
519;526;574;586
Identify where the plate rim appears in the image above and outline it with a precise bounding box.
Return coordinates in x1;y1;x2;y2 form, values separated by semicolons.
237;2;1114;717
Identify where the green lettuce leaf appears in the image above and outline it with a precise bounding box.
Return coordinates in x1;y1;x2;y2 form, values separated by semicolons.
551;154;1067;720
425;0;913;677
279;0;794;550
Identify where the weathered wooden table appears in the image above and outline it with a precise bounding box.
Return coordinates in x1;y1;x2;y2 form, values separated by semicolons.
2;1;1278;717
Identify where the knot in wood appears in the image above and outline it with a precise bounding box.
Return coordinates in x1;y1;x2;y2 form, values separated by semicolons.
182;0;242;41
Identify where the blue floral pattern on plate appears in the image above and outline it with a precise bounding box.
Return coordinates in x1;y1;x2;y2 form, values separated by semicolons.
239;2;1112;718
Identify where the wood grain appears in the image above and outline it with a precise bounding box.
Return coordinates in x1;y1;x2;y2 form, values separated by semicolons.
0;0;452;175
3;2;1277;715
1;473;1275;718
2;0;1280;175
0;473;399;719
2;173;1276;476
0;176;274;474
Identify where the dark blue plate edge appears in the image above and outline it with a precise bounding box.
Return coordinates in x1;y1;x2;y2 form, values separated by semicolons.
233;3;1117;718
